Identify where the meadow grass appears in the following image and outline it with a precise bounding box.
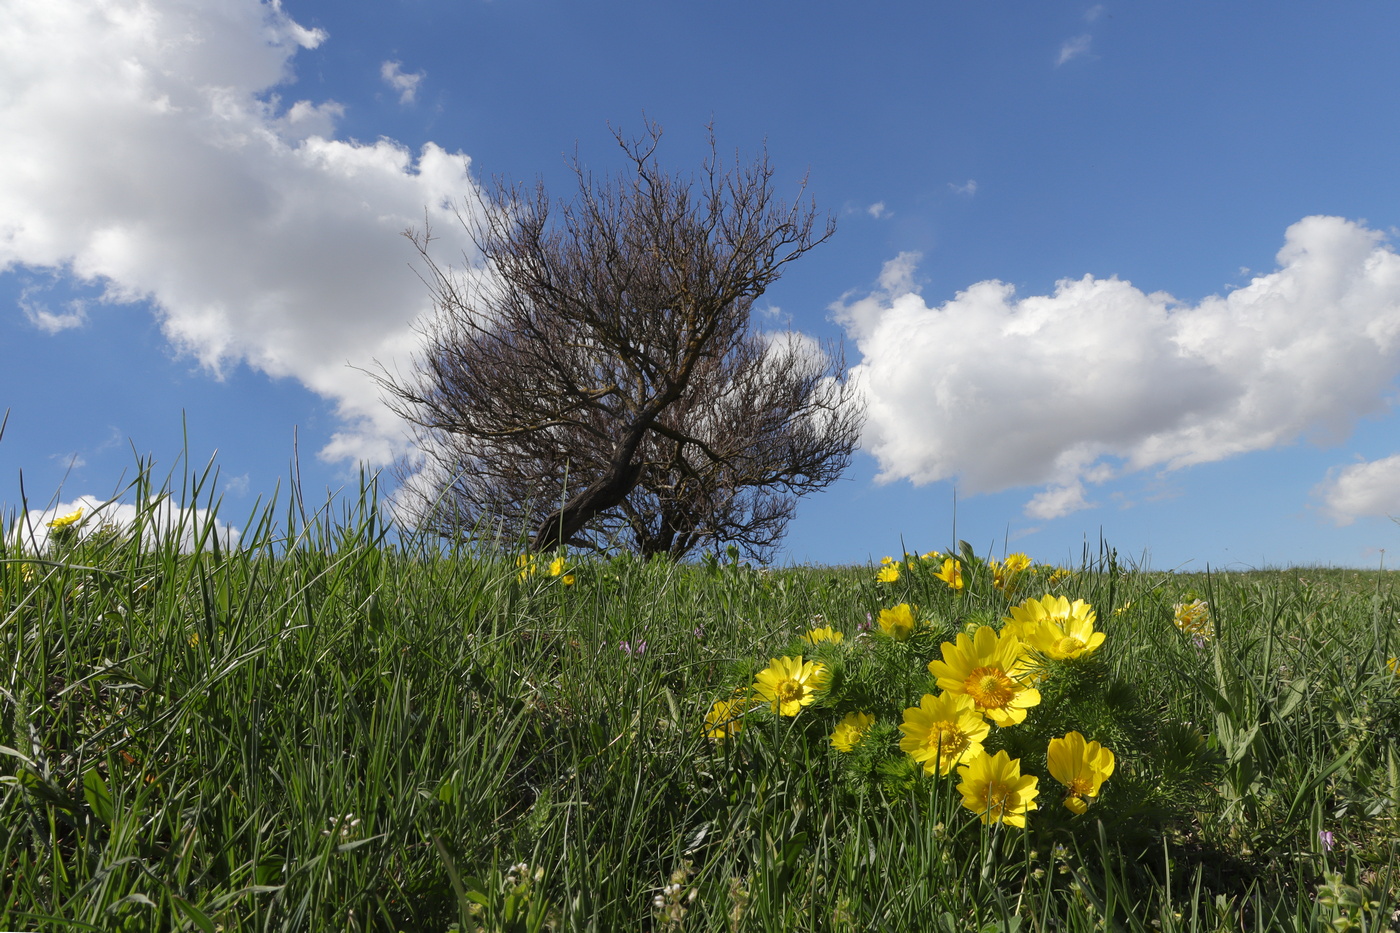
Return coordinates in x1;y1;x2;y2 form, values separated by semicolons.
2;471;1399;931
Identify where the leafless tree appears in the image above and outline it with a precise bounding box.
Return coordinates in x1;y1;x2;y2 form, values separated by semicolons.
382;122;864;560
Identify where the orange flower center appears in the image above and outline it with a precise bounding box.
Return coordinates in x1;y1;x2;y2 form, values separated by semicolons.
932;721;969;756
964;667;1016;709
1066;775;1094;797
777;679;804;703
1054;635;1086;656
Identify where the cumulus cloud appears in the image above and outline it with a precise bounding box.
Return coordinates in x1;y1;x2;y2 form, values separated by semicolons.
9;496;239;554
1316;457;1400;525
1057;34;1093;66
835;216;1400;519
867;202;889;219
380;60;425;105
0;0;482;466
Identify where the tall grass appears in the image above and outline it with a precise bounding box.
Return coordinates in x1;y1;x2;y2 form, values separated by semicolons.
2;465;1398;931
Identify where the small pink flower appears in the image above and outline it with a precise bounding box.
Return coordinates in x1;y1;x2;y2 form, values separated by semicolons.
1319;830;1336;851
620;639;648;657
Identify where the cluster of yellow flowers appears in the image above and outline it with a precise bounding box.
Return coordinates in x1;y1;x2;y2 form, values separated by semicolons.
705;590;1119;828
514;553;575;585
874;550;1063;595
1172;599;1211;639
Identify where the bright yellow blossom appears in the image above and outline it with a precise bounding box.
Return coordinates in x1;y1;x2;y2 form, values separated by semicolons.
547;556;575;585
801;626;844;646
957;750;1039;827
515;554;538;582
704;697;749;740
899;692;989;776
876;564;901;583
1173;599;1211;638
752;656;830;717
927;626;1040;726
878;603;917;641
1046;732;1115;814
47;508;83;530
1002;595;1104;660
830;712;875;752
933;558;964;591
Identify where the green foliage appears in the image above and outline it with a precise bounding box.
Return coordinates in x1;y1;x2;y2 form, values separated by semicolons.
2;467;1399;930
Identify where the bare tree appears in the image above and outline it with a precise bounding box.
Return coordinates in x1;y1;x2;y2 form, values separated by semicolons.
382;122;864;560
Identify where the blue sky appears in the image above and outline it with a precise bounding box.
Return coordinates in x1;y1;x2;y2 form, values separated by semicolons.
5;0;1400;569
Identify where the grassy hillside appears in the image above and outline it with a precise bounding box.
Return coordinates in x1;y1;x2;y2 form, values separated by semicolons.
2;484;1398;931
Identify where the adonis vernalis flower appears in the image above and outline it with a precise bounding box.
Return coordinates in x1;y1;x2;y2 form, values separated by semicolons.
704;697;748;740
878;603;917;641
1046;731;1115;814
957;750;1039;827
927;626;1040;726
753;656;830;716
876;564;901;583
47;508;83;530
1173;599;1211;639
899;691;989;776
801;626;844;646
933;558;964;591
1002;595;1104;660
830;712;876;752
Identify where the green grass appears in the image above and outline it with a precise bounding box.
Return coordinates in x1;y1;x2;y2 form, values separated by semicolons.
3;471;1399;931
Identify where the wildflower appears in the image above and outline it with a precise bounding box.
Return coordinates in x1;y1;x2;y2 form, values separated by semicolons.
620;639;648;657
957;750;1039;827
1387;657;1399;678
704;697;748;740
932;558;964;591
801;626;844;646
1173;599;1211;638
876;564;901;584
1113;601;1133;616
928;626;1040;726
515;553;538;582
1319;829;1337;852
1046;568;1072;587
47;508;83;530
992;553;1032;592
1002;595;1104;660
830;712;876;751
880;555;896;565
1003;553;1033;573
877;603;917;641
899;692;989;775
547;556;574;585
921;550;943;562
1046;732;1115;814
752;656;829;716
323;813;362;839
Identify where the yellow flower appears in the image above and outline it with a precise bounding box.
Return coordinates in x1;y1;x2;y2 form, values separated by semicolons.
752;656;830;717
1046;731;1115;815
801;626;844;646
876;564;901;583
957;750;1039;827
1046;568;1072;587
1003;553;1032;573
1002;595;1104;660
878;603;917;641
899;692;989;775
921;550;943;562
880;555;896;565
1173;599;1211;638
933;558;964;591
1387;657;1399;679
830;712;875;752
548;556;574;585
704;697;748;740
47;508;83;530
927;626;1040;727
515;553;538;582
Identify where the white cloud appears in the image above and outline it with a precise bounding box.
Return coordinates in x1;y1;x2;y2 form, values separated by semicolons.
835;216;1400;518
380;60;425;105
9;495;239;554
0;0;483;466
1057;34;1093;66
949;179;978;196
1084;5;1106;23
20;290;87;333
867;202;889;219
1316;456;1400;525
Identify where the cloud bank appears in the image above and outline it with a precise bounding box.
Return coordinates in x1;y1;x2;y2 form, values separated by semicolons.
9;497;239;554
0;0;481;465
836;216;1400;518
